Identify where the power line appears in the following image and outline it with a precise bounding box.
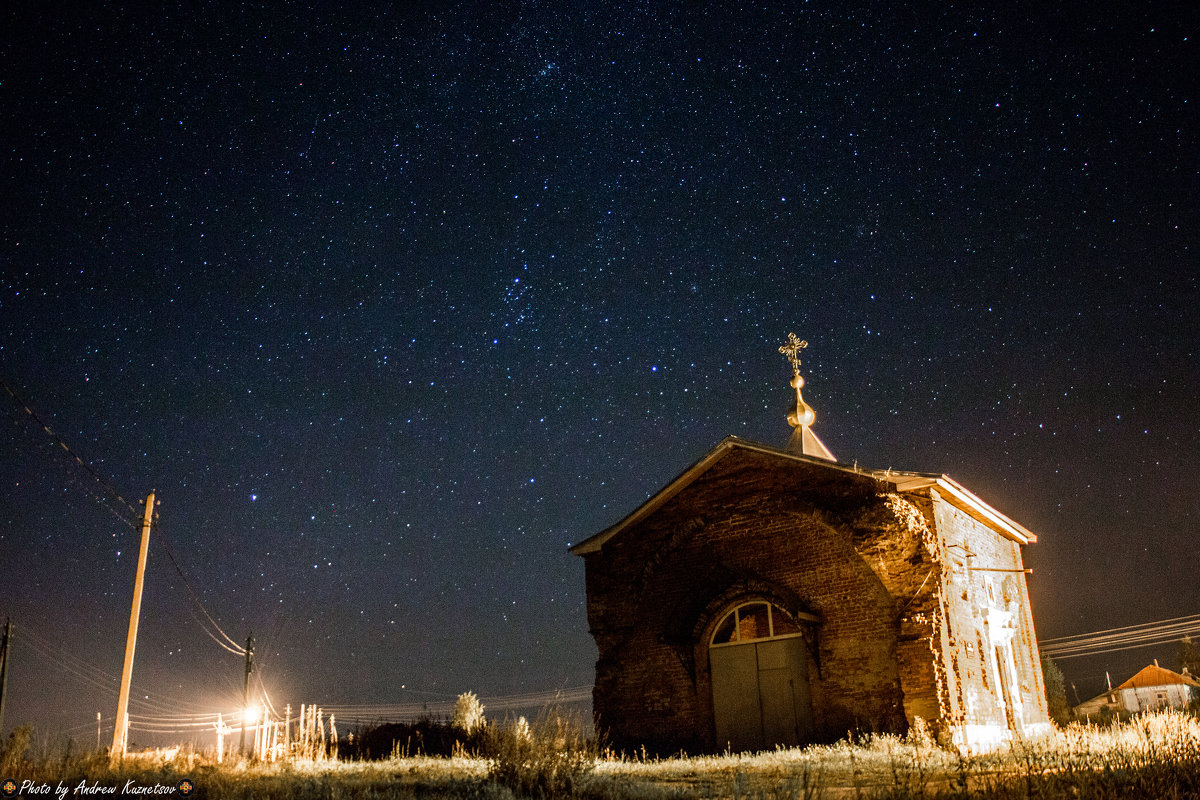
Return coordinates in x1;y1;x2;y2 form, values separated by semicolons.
257;680;281;720
3;378;246;659
61;717;112;737
151;519;246;656
1040;612;1200;644
1042;625;1200;655
1;377;140;528
1040;617;1200;652
1040;613;1200;660
17;623;211;715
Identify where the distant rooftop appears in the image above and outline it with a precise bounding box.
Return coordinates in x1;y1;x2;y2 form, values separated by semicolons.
1117;663;1200;690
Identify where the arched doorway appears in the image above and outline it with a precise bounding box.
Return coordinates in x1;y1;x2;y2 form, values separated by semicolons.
709;601;813;751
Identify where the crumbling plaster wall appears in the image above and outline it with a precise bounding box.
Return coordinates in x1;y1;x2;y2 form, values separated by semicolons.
925;488;1050;747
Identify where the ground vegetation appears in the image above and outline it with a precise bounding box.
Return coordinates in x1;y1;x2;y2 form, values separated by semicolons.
2;710;1198;798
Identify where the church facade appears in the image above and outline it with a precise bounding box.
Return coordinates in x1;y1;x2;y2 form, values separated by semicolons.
571;338;1052;753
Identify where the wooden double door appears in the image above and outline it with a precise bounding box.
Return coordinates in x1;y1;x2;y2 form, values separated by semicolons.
710;635;812;752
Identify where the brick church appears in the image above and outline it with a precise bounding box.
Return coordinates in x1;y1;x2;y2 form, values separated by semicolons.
572;336;1052;753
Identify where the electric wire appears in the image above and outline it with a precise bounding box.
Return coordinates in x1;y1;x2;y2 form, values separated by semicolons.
4;378;244;650
1039;613;1200;660
18;625;210;714
7;386;597;736
129;723;222;735
151;518;246;656
258;683;281;720
254;673;281;720
1040;613;1200;644
18;621;120;681
127;712;228;735
1042;627;1200;656
20;634;121;696
21;640;189;717
1039;618;1200;653
4;378;247;673
61;718;112;737
129;713;223;723
1;377;140;528
1044;636;1200;660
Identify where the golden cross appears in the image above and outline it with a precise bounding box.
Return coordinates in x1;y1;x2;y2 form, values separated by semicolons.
778;333;807;376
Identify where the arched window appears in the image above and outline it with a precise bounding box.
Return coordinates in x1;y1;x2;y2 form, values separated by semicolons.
710;601;802;646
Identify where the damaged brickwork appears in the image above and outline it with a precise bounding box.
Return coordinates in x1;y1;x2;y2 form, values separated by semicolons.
574;439;1050;754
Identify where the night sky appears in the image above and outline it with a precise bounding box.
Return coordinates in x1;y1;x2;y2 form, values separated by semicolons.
2;3;1196;744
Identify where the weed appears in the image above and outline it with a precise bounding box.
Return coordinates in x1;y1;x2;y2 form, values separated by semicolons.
1;725;33;773
454;692;488;738
485;707;595;798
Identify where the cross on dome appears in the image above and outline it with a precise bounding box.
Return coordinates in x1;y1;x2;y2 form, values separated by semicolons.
778;333;807;377
778;333;835;462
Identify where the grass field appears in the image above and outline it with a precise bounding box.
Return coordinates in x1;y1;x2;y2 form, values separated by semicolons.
2;709;1198;798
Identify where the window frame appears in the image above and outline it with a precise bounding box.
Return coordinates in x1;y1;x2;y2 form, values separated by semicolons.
709;601;807;648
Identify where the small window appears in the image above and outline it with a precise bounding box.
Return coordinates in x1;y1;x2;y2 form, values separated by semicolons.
772;611;801;636
710;602;806;646
738;603;770;640
712;612;738;645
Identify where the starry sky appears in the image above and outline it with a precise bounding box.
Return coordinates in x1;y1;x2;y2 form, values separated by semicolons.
1;3;1196;742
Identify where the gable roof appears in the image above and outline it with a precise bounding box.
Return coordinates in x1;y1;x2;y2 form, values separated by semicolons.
1117;663;1200;690
570;436;1036;555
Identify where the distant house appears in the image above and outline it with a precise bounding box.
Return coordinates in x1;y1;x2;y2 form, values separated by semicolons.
1074;662;1200;718
573;340;1052;753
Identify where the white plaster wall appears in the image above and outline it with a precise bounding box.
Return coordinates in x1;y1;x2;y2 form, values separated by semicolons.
1119;683;1193;713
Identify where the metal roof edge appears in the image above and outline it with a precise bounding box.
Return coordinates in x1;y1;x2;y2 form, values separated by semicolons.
929;475;1038;545
569;439;1040;553
568;437;742;555
569;437;877;556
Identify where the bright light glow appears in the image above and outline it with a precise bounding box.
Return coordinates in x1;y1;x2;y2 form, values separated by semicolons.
243;704;261;725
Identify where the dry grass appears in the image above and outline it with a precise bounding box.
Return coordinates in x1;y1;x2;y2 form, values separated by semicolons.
2;710;1198;798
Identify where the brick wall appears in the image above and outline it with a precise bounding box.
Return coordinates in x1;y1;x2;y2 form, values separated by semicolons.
583;448;945;752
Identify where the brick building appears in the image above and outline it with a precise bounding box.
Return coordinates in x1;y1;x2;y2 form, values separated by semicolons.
571;338;1052;752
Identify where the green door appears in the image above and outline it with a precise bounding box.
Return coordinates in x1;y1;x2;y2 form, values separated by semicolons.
711;636;811;751
711;642;761;751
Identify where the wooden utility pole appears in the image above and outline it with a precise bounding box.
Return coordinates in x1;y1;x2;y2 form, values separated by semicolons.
240;633;255;755
110;492;155;760
0;618;11;734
